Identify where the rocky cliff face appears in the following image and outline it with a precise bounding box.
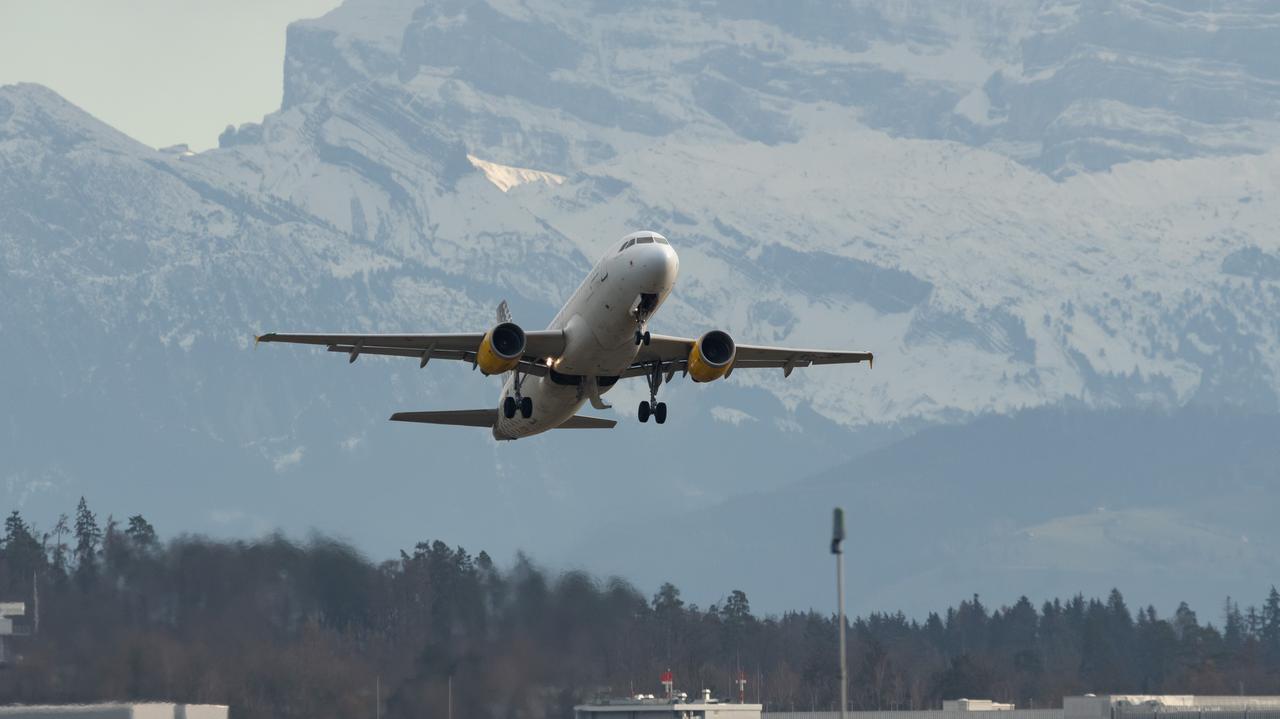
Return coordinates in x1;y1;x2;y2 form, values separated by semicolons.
2;0;1278;609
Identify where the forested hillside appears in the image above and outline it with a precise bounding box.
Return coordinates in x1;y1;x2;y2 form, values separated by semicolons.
2;501;1279;719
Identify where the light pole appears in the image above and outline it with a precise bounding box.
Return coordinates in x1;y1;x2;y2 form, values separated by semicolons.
831;508;847;719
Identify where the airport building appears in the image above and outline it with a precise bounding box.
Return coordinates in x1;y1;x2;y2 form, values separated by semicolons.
0;705;227;719
0;601;34;665
1066;696;1280;719
577;689;763;719
762;696;1280;719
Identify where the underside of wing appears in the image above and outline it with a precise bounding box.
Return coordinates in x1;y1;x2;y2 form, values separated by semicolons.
733;344;874;368
626;333;872;378
256;330;565;372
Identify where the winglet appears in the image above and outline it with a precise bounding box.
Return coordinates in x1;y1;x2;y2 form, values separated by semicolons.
869;352;874;369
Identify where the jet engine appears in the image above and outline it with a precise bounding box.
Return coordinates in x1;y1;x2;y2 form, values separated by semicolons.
687;330;736;382
476;322;526;375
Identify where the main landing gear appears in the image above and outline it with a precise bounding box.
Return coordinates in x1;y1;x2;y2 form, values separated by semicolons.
502;368;534;419
634;329;651;346
637;362;667;424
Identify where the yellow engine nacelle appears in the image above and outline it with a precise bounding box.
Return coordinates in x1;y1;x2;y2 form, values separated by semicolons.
477;322;526;375
687;330;736;383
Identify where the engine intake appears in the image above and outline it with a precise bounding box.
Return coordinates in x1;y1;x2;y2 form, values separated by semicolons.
688;330;736;382
477;322;526;375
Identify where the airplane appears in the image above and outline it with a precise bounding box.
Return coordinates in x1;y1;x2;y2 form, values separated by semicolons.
256;231;873;440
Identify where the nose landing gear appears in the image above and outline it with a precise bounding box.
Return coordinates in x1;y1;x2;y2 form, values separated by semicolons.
637;362;667;424
633;294;657;346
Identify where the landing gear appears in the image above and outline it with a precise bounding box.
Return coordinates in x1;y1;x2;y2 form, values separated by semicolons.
637;400;667;424
638;362;667;424
634;329;651;346
503;368;534;420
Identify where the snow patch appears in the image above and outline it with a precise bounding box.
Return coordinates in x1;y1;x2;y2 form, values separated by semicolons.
467;154;565;193
710;406;756;426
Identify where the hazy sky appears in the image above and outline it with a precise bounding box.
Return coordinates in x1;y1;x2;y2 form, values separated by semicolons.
0;0;343;150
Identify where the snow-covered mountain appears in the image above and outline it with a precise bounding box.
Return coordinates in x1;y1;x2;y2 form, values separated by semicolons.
2;0;1279;610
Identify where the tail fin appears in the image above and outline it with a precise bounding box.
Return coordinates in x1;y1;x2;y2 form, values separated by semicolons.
496;299;513;325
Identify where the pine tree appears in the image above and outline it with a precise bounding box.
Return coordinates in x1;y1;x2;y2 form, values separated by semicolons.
1223;597;1245;651
48;513;70;581
2;510;45;585
1173;601;1199;640
1246;605;1262;638
73;496;102;585
123;511;157;550
1262;586;1280;664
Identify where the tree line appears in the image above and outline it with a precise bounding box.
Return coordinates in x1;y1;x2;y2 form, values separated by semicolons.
2;499;1279;719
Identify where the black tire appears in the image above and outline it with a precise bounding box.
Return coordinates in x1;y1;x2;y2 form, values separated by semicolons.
520;396;533;419
634;330;643;346
654;402;667;424
638;400;651;423
503;396;517;419
643;331;652;346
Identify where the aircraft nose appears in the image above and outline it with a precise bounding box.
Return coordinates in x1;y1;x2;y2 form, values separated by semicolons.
635;241;679;290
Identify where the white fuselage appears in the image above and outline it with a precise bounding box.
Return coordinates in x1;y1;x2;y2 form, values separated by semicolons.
493;232;679;440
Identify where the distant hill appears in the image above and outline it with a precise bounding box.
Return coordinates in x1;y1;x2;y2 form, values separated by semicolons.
572;407;1280;615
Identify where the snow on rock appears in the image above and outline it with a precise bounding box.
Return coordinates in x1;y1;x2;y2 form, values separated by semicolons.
467;154;566;193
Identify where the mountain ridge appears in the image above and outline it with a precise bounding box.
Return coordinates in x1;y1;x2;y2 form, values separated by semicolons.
3;0;1279;609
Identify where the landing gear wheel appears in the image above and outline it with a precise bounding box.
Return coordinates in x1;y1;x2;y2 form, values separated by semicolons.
642;331;651;346
638;400;651;423
635;330;644;346
654;402;667;424
520;396;533;419
503;396;517;419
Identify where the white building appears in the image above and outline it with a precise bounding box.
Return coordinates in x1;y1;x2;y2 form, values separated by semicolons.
577;691;763;719
0;705;227;719
1066;696;1280;719
944;701;1016;712
765;696;1280;719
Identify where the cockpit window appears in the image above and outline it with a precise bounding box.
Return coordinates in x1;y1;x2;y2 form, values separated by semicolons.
637;236;653;244
619;238;636;252
654;236;668;245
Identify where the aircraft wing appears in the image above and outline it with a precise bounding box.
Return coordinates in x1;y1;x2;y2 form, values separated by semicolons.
628;334;872;377
255;330;566;373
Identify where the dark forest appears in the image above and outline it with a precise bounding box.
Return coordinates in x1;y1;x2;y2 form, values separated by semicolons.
2;500;1279;719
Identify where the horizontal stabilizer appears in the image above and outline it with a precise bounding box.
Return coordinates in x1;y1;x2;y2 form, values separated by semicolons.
390;409;496;426
388;410;615;429
558;415;616;429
